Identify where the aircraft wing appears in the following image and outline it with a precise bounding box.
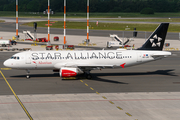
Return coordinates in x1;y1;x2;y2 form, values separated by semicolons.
54;62;114;69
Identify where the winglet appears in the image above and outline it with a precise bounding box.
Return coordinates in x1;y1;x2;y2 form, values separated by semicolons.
120;63;126;68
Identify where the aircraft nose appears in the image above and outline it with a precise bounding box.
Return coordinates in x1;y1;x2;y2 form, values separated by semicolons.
3;60;11;67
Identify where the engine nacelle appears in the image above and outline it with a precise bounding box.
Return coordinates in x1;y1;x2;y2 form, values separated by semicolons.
60;67;83;77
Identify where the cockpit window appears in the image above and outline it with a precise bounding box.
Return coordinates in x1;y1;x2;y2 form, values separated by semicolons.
10;56;20;60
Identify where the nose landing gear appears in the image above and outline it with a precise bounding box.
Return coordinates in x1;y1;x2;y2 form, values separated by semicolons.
26;70;30;79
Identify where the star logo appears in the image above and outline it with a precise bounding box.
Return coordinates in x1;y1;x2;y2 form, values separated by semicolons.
150;34;162;47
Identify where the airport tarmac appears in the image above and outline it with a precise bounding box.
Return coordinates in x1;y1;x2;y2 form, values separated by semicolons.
0;51;180;120
0;18;180;119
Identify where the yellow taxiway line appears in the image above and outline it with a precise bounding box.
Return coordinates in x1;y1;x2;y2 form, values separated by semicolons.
0;71;33;120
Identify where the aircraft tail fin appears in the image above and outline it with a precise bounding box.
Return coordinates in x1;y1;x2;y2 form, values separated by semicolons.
137;23;169;51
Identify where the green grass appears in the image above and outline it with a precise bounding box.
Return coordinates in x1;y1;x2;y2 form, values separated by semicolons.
22;21;180;32
0;20;5;22
96;18;180;22
89;12;180;18
1;11;180;18
2;11;179;32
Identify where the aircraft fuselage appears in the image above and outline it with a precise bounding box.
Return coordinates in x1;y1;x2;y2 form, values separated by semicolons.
3;50;171;70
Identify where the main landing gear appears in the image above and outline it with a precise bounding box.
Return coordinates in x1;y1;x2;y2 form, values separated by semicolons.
86;74;92;79
26;70;30;79
84;70;92;79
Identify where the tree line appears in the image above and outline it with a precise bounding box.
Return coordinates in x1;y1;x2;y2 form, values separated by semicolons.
1;0;180;13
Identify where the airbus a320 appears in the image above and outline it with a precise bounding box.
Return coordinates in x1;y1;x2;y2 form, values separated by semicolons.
3;23;171;79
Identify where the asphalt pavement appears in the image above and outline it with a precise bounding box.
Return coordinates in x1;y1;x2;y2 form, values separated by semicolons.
0;51;180;120
0;17;180;120
0;51;179;95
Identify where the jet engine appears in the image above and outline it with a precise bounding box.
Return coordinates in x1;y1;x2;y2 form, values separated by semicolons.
60;67;83;77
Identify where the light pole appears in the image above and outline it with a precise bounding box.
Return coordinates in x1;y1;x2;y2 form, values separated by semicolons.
47;0;50;45
64;0;66;45
87;0;90;44
16;0;19;40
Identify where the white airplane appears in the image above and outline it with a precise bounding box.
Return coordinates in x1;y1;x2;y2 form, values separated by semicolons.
4;23;171;79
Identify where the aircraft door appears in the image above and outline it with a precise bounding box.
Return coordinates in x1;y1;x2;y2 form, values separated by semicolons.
137;53;142;62
25;53;31;64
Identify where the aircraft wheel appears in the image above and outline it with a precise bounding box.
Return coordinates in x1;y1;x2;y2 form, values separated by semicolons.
26;70;30;79
26;75;30;79
86;74;92;79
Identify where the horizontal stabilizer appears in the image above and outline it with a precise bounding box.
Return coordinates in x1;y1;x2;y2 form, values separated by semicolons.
151;51;171;57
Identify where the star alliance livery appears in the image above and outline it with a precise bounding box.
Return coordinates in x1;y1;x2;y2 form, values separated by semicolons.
4;23;171;79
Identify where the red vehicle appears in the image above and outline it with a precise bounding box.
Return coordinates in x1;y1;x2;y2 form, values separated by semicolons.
25;38;48;42
25;39;33;41
67;45;74;49
46;45;53;50
54;36;59;41
37;38;48;42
